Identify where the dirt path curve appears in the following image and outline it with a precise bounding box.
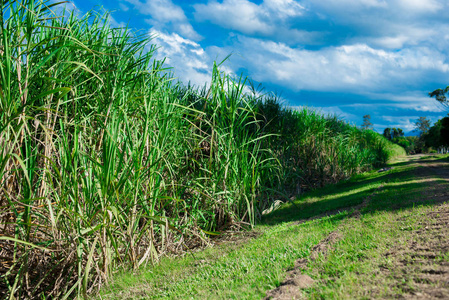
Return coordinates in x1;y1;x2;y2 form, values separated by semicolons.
265;155;449;300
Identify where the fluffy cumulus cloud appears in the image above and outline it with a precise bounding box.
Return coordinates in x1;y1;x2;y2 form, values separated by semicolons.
378;116;418;132
264;0;305;17
195;0;270;35
124;0;201;40
377;114;444;133
301;0;449;47
223;37;449;93
397;0;443;12
149;30;212;86
367;92;447;113
194;0;312;43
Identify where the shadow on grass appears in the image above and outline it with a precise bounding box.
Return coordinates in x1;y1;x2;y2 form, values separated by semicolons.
262;156;449;226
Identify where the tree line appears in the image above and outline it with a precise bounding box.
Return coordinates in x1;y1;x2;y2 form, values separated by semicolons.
379;86;449;154
380;116;449;154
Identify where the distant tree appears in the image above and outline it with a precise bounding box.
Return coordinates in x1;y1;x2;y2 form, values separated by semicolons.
362;114;373;130
383;127;392;140
383;127;404;140
392;128;399;139
429;86;449;107
424;119;442;148
423;116;449;150
415;117;431;137
441;117;449;145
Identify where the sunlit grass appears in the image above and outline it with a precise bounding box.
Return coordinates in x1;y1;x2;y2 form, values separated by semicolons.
99;153;437;299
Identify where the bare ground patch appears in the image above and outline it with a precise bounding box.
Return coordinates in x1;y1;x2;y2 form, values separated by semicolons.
377;157;449;299
380;203;449;299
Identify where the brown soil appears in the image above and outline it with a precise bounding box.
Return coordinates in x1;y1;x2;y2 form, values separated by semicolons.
380;203;449;299
378;156;449;299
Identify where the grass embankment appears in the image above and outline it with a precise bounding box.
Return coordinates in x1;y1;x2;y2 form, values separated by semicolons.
99;155;449;299
0;1;404;298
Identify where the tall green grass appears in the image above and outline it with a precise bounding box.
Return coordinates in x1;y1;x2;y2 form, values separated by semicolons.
0;1;405;298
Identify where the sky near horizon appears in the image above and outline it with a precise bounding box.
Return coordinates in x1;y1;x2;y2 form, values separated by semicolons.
62;0;448;133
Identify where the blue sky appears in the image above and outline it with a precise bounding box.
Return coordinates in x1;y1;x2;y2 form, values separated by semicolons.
63;0;449;132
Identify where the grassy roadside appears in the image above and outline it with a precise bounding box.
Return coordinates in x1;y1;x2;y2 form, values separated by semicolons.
98;155;449;299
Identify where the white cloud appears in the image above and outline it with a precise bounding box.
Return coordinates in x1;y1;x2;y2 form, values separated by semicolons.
119;3;130;11
195;0;272;35
143;0;186;23
223;37;449;93
370;36;410;49
108;15;127;28
378;116;418;132
377;115;444;132
177;23;201;41
366;92;447;113
365;23;449;51
301;0;449;50
125;0;202;40
397;0;442;13
149;30;212;86
194;0;307;41
263;0;305;17
313;0;387;9
394;103;444;113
